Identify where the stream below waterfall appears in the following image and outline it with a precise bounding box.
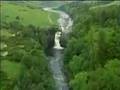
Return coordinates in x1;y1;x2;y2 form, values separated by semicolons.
43;8;73;90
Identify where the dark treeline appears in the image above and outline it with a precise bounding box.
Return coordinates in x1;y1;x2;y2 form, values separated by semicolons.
0;20;58;90
59;1;120;90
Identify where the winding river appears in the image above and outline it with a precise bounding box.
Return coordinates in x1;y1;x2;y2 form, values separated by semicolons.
43;8;73;90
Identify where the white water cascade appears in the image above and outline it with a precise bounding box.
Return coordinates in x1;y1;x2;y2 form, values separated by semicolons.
43;8;73;50
43;7;73;90
54;31;63;49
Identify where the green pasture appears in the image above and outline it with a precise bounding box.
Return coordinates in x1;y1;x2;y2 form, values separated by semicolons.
1;2;59;27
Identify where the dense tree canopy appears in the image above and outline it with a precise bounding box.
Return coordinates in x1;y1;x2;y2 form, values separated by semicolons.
0;20;57;90
60;1;120;90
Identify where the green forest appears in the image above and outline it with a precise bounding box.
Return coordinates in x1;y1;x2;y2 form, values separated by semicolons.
60;1;120;90
0;1;120;90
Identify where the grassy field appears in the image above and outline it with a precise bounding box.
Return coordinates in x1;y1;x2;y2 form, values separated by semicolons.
1;2;59;27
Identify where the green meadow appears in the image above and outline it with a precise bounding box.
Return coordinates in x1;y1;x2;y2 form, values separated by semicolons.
1;2;59;27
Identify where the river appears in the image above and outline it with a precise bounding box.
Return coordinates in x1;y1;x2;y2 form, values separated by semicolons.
43;8;73;90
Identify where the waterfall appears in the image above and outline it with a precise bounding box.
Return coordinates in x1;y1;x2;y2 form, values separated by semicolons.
54;31;63;49
43;7;73;90
53;9;73;50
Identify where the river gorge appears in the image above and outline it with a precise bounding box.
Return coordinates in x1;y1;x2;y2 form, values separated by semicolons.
43;8;73;90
